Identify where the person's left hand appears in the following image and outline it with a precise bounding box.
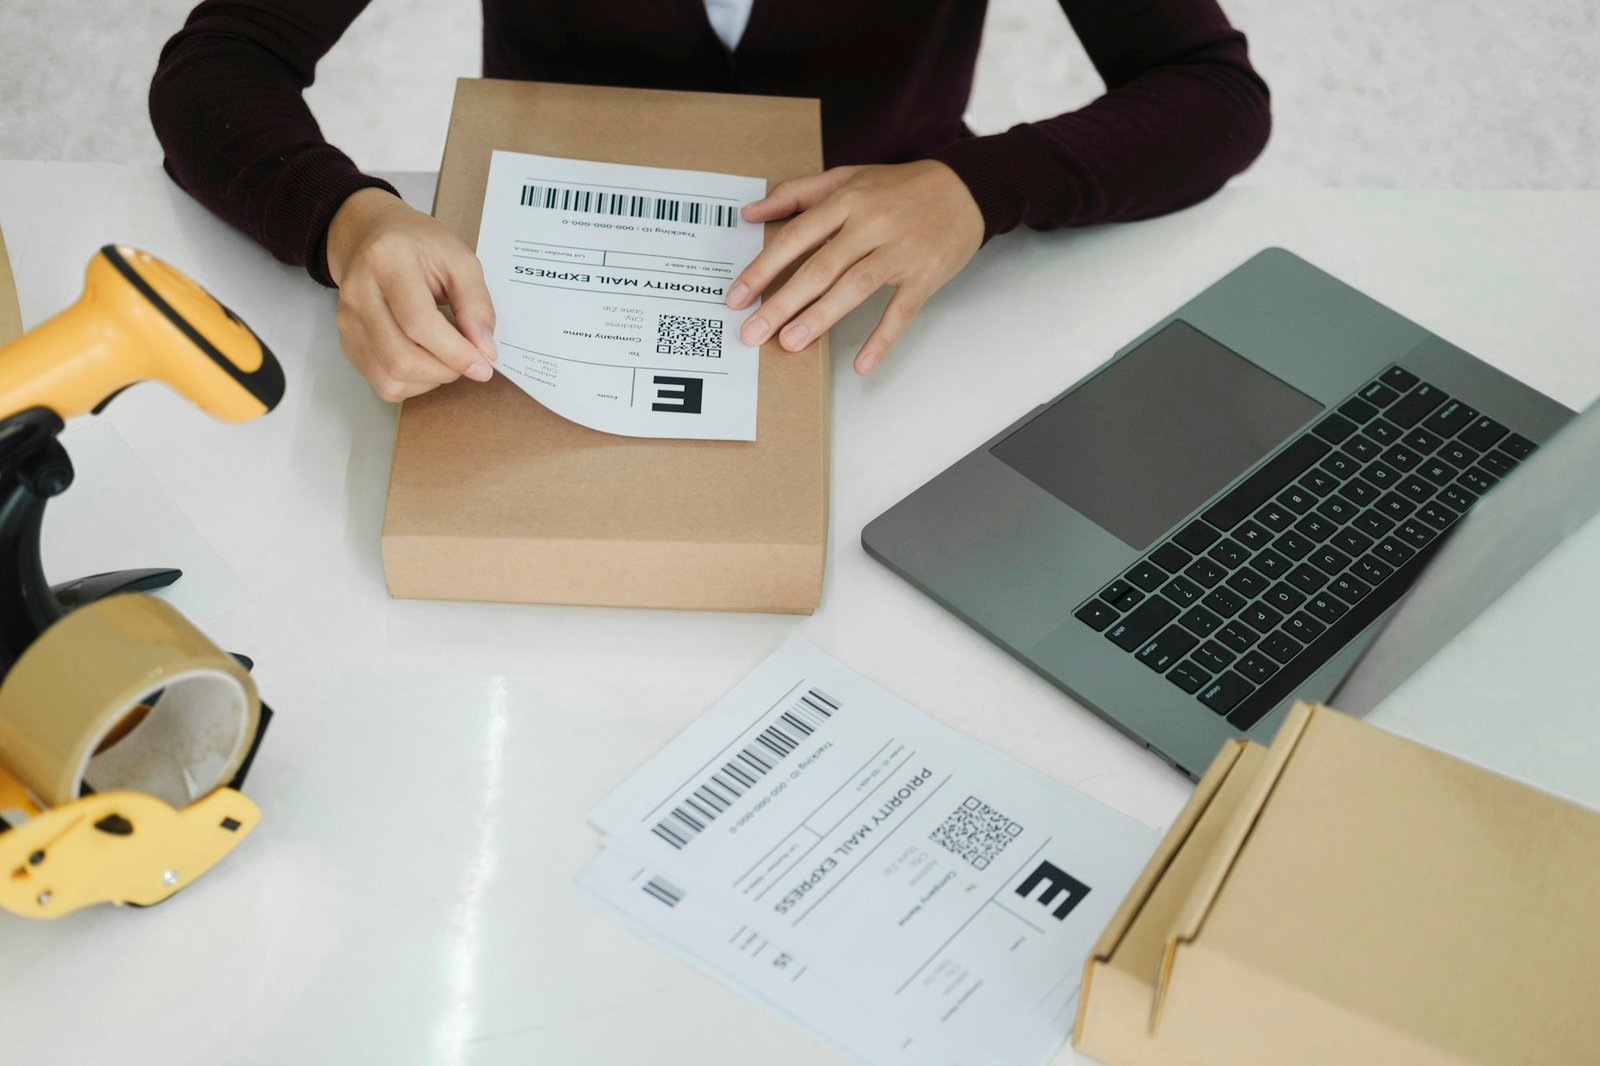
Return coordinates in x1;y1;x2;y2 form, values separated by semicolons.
726;160;983;375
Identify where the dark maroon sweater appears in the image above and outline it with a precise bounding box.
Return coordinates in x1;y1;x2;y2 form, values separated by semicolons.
150;0;1270;287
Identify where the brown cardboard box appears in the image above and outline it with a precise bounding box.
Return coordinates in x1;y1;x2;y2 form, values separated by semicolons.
1075;702;1600;1066
381;80;829;612
0;224;21;345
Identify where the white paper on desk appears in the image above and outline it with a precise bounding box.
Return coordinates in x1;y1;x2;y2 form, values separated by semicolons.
475;151;766;440
590;637;1157;1065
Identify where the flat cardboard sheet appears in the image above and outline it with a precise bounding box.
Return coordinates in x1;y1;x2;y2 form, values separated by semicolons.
1076;702;1600;1066
381;80;829;612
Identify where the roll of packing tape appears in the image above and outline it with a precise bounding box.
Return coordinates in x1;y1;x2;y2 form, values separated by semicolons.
0;594;258;809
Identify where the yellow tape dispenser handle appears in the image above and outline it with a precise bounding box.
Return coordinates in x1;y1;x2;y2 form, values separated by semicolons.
0;595;263;918
0;245;284;423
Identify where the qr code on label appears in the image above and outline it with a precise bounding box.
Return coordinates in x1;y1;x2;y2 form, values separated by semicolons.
657;314;723;358
929;796;1023;870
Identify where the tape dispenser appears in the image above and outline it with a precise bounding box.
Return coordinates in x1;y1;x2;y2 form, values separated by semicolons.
0;245;283;918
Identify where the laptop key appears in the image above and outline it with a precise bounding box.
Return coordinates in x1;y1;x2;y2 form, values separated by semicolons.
1319;451;1359;479
1294;514;1337;542
1075;600;1119;631
1376;492;1417;520
1232;520;1272;550
1422;399;1479;438
1458;415;1508;451
1251;549;1291;578
1136;625;1199;672
1298;470;1339;497
1225;566;1270;597
1311;414;1358;445
1100;580;1143;609
1202;436;1329;531
1285;563;1328;594
1400;427;1442;454
1254;503;1293;532
1192;641;1236;672
1166;660;1212;694
1201;586;1247;617
1352;509;1395;538
1199;672;1255;715
1385;383;1448;428
1235;652;1277;684
1458;467;1499;495
1315;495;1357;524
1338;478;1379;506
1150;542;1192;573
1361;461;1401;490
1184;558;1228;588
1436;484;1479;512
1259;631;1303;664
1277;486;1315;514
1331;527;1373;556
1207;538;1250;569
1304;592;1348;623
1437;441;1479;469
1241;602;1284;632
1126;560;1168;592
1344;435;1382;462
1161;575;1203;606
1374;537;1415;566
1418;459;1458;487
1310;545;1352;574
1478;450;1518;478
1273;531;1314;560
1381;444;1421;473
1173;520;1222;553
1263;582;1306;612
1106;597;1180;651
1178;605;1224;638
1380;366;1419;391
1216;620;1260;654
1363;419;1401;445
1397;475;1436;503
1338;398;1377;424
1500;433;1536;460
1283;612;1325;642
1351;555;1392;584
1327;574;1373;603
1417;502;1458;529
1394;520;1435;549
1359;381;1400;407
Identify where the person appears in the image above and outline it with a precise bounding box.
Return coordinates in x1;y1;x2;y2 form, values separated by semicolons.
150;1;1270;402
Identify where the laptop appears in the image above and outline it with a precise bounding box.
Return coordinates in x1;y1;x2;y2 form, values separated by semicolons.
862;248;1576;777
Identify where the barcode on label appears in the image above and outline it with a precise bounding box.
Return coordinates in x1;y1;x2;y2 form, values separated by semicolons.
519;183;739;227
643;876;684;908
651;687;840;850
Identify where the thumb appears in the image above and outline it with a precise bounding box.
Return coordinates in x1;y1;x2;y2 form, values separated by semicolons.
444;262;498;362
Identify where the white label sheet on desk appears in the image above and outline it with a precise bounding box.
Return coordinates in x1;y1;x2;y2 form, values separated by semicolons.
588;637;1157;1065
475;150;766;440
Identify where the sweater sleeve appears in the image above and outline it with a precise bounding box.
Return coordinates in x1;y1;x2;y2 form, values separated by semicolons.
149;0;399;286
929;0;1271;241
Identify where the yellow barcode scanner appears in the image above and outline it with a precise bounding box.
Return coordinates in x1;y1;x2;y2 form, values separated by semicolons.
0;245;283;422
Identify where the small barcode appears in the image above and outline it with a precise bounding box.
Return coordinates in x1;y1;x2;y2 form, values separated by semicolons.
643;876;684;908
651;687;840;850
519;183;739;227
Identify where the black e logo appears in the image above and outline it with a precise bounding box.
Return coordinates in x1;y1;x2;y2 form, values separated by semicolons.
652;375;704;414
1015;860;1090;921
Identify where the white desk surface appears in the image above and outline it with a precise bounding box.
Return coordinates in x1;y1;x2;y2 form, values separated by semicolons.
1;162;1597;1066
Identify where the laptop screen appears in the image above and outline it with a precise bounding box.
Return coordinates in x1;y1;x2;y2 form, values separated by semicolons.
991;320;1322;550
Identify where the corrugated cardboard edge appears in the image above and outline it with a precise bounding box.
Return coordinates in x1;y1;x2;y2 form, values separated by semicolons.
1155;702;1318;1024
1074;739;1245;1043
0;223;22;345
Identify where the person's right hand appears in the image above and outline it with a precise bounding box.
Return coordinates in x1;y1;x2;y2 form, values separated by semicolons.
324;188;497;402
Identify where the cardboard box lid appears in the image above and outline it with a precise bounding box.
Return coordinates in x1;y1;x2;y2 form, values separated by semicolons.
381;80;829;610
1079;703;1600;1065
0;224;21;345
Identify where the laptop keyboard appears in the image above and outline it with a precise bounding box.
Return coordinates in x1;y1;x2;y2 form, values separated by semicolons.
1074;365;1539;731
